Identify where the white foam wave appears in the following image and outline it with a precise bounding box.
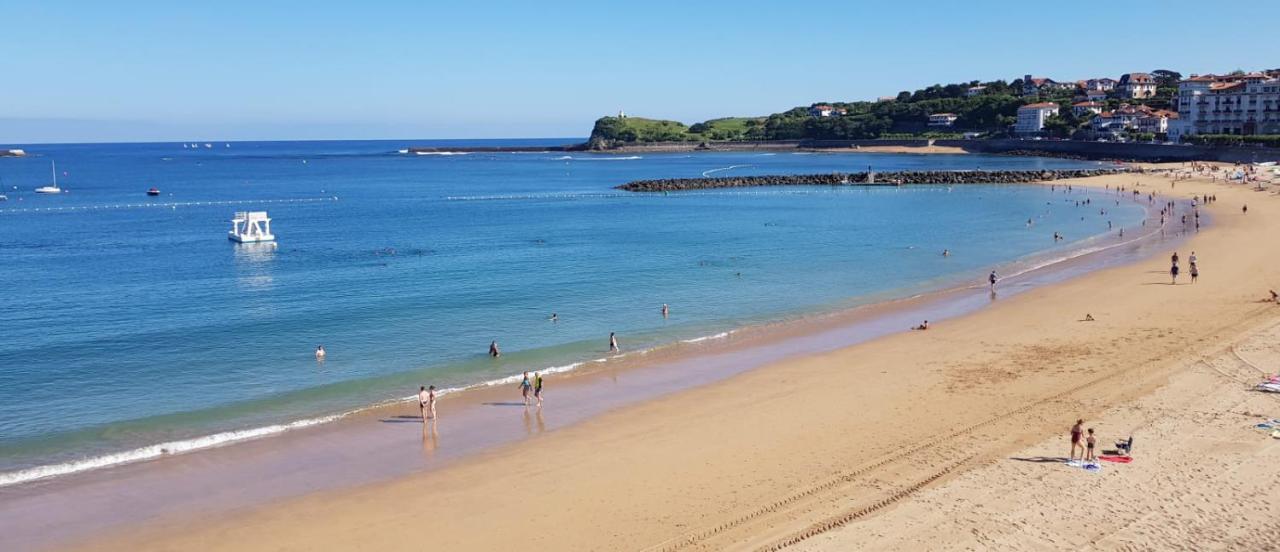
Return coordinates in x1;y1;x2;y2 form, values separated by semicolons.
415;151;470;156
680;330;734;344
701;165;752;178
554;155;642;161
397;149;409;154
0;353;620;488
0;414;346;488
444;192;627;201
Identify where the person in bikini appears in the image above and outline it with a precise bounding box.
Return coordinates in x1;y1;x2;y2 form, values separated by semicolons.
1069;419;1084;462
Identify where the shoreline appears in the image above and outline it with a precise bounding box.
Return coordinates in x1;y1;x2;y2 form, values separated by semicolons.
0;183;1151;490
59;164;1277;551
0;178;1174;550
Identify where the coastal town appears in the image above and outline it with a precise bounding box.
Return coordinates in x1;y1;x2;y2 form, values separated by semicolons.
588;68;1280;150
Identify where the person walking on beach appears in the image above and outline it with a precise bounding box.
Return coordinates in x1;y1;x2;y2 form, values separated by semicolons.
1171;252;1179;268
609;332;620;353
1190;264;1199;283
519;372;533;406
418;386;431;420
534;372;543;406
1070;419;1085;462
489;340;501;358
1170;262;1180;285
988;270;998;290
1243;204;1248;215
1189;251;1197;268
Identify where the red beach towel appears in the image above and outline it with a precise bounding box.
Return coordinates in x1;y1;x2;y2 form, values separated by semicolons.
1098;455;1132;463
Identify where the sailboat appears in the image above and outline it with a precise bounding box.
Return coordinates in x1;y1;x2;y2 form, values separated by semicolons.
34;161;62;194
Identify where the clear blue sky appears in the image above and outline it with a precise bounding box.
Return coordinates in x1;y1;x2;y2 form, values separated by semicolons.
2;0;1277;143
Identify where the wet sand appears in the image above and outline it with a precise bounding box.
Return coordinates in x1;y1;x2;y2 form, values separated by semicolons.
53;165;1280;550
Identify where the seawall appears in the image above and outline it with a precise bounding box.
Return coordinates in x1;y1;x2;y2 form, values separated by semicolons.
616;169;1130;192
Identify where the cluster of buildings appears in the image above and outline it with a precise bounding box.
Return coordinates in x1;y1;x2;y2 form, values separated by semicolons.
1015;70;1280;140
808;68;1280;143
1169;72;1280;141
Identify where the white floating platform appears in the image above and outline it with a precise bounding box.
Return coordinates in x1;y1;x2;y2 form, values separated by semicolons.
229;211;275;243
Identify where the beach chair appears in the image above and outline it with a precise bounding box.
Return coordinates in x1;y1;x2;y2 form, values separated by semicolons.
1114;436;1134;456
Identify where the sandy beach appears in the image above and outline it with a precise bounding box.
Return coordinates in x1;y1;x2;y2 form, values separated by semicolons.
70;165;1280;551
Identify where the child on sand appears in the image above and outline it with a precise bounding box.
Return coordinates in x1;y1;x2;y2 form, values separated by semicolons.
519;372;532;406
1086;428;1097;462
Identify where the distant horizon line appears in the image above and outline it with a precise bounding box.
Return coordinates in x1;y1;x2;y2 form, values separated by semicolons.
0;136;589;148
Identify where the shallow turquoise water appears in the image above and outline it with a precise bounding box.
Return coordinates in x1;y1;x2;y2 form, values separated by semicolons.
0;140;1139;476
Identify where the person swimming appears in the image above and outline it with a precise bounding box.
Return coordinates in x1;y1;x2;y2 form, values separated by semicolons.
942;249;950;257
489;340;501;358
661;304;669;318
913;320;929;330
549;313;558;323
315;345;326;360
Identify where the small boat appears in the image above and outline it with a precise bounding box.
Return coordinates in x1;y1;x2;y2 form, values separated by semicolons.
204;143;212;149
147;187;161;196
229;211;275;243
34;161;62;194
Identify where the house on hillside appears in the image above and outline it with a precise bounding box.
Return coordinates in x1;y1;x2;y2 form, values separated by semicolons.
966;86;987;97
1022;74;1074;95
1085;89;1108;102
1015;102;1059;135
1118;73;1157;98
1072;101;1105;117
1136;109;1177;134
928;113;959;127
808;104;847;117
1082;78;1118;91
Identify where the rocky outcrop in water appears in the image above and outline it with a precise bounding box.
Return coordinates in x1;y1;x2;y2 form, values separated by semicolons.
615;169;1129;192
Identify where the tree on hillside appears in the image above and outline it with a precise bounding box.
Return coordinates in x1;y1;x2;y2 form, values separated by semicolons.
1152;69;1183;88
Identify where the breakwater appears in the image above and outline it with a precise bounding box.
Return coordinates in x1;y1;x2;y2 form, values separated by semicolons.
616;169;1129;192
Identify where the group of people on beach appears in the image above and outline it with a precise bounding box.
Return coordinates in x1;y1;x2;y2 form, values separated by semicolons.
1169;251;1200;284
412;304;671;421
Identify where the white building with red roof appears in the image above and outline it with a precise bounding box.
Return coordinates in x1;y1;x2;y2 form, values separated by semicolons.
1015;102;1059;135
1171;72;1280;141
1118;73;1157;99
1072;101;1105;117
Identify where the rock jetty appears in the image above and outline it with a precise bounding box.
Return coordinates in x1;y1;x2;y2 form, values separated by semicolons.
615;169;1129;192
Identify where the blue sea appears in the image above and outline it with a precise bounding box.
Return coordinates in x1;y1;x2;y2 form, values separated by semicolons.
0;140;1141;484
